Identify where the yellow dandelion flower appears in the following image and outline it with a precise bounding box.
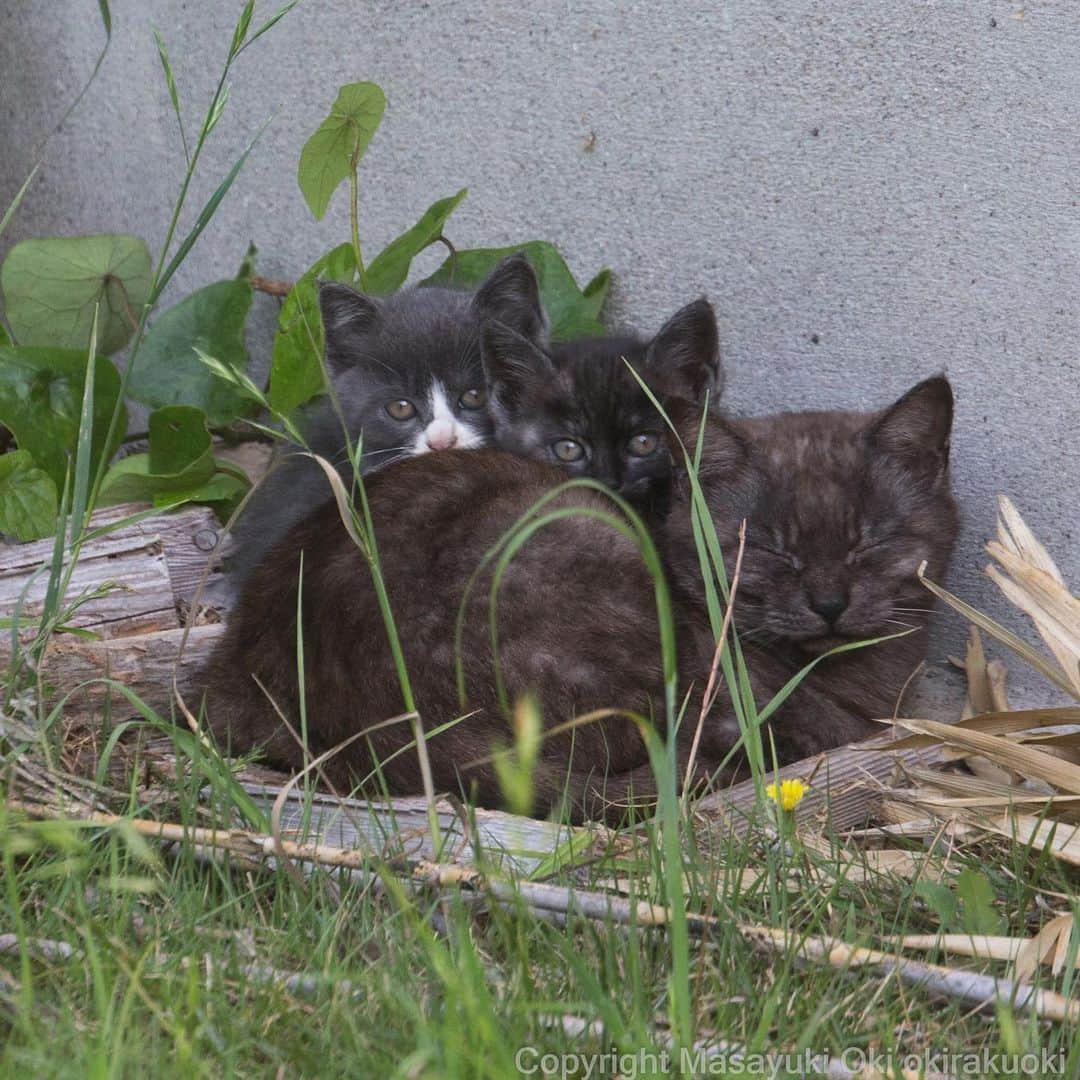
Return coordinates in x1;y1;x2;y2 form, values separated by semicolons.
766;778;808;812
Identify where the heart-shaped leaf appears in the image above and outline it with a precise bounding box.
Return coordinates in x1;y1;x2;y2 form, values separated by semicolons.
364;189;468;294
422;241;610;341
129;278;254;423
99;405;215;504
0;345;125;488
147;405;213;476
0;450;57;540
298;82;385;221
152;470;248;519
269;242;356;415
1;234;152;354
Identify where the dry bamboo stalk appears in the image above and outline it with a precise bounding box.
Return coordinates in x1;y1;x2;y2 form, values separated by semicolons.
0;933;78;962
741;926;1080;1024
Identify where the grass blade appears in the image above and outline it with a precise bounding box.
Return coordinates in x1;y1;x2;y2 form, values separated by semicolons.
0;164;40;244
151;117;272;304
69;305;99;541
153;28;189;165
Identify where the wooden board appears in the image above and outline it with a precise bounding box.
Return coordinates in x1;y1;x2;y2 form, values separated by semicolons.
239;782;599;877
44;624;224;720
0;504;232;643
697;732;950;833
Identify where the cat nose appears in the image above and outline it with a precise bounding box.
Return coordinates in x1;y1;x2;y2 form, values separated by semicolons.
809;591;848;626
424;420;458;450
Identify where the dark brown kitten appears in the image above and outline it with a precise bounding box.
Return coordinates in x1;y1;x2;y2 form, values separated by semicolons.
203;450;669;819
200;378;958;821
663;376;959;780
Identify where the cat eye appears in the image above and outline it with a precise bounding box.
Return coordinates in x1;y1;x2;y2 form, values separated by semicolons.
627;432;660;457
755;543;803;571
385;399;417;421
847;540;885;564
459;387;487;410
552;438;586;462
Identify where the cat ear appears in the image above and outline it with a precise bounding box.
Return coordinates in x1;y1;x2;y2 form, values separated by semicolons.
472;254;549;344
318;281;382;372
643;298;722;403
867;376;953;483
480;320;555;412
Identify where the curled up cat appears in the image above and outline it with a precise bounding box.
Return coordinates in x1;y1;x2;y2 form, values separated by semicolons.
201;369;959;823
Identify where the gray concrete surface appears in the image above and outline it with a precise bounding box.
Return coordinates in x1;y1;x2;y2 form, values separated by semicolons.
1;2;1077;714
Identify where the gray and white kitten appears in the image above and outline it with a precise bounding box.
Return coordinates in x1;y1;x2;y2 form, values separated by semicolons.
227;255;547;585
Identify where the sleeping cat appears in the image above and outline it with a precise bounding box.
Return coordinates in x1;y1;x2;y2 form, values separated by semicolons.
481;298;719;512
226;254;547;585
201;376;958;822
637;375;960;791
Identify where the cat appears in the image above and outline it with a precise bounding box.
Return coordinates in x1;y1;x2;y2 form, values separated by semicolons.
226;253;547;585
647;374;960;789
480;298;720;512
200;376;958;823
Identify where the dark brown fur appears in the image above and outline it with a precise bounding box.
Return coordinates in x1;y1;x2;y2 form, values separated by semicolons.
661;377;959;783
201;379;958;822
204;451;667;820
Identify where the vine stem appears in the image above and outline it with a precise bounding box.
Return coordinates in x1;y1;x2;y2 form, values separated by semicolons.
349;147;366;288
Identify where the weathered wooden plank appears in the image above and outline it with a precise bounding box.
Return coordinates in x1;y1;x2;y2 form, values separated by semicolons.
41;624;224;719
238;782;599;876
0;505;233;645
698;732;950;832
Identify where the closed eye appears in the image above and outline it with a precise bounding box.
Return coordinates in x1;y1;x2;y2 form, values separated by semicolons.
847;540;888;564
751;543;803;571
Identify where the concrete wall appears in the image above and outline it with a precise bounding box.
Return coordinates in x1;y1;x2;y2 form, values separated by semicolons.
2;2;1077;711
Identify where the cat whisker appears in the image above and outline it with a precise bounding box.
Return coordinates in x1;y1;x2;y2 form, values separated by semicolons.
359;445;412;458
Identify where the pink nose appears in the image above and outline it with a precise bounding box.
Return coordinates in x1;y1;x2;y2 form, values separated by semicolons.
425;420;458;450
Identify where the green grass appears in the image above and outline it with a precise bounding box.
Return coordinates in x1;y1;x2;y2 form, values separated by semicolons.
1;770;1078;1077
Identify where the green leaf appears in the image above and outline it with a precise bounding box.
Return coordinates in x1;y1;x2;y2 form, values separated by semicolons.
235;242;258;282
242;0;301;51
913;880;958;931
147;405;212;476
297;82;385;221
99;406;214;505
0;345;125;489
1;234;152;354
69;305;100;540
0;450;58;540
152;470;248;519
0;324;11;348
269;243;356;414
129;279;254;423
422;241;610;341
365;189;467;294
581;268;612;321
957;869;1006;936
230;0;255;57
